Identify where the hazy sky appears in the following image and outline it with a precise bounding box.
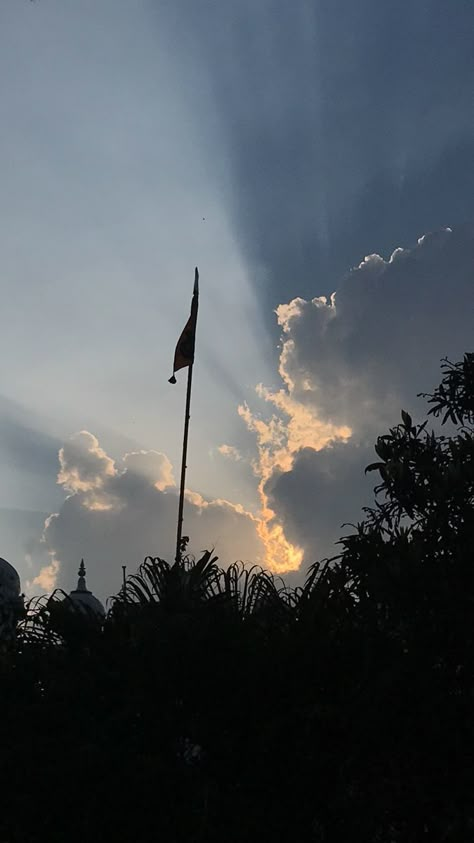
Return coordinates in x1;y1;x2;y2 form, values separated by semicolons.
1;0;473;598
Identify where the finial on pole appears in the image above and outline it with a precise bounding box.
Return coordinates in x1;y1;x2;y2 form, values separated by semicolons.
77;559;87;592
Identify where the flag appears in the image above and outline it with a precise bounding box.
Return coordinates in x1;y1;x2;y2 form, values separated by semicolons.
169;267;199;384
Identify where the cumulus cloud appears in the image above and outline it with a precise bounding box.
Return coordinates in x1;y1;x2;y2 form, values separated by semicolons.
32;434;264;600
239;225;474;566
27;228;474;590
238;392;350;573
272;226;473;433
57;431;116;494
122;450;175;491
31;558;60;593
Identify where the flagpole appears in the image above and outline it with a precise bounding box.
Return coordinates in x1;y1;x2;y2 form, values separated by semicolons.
169;267;199;565
175;362;194;564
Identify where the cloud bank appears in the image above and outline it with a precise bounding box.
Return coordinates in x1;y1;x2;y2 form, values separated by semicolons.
32;432;264;600
29;227;474;591
239;225;474;565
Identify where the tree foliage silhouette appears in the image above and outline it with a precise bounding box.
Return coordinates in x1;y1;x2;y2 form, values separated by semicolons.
0;353;473;842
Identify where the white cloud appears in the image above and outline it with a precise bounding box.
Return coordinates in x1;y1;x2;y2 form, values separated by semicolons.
122;450;175;492
57;431;116;494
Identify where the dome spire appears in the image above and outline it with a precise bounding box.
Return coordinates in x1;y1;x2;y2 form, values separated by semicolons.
69;559;105;620
76;559;88;593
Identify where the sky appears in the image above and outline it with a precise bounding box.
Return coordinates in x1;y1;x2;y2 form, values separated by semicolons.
0;0;473;600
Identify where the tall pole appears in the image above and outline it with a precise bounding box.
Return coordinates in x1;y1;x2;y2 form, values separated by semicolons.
175;362;194;564
169;268;199;565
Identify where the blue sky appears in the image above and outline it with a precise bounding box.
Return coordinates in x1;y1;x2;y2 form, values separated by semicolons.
0;3;270;493
1;0;473;597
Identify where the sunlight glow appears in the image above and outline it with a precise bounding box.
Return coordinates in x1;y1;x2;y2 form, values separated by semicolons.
239;387;351;573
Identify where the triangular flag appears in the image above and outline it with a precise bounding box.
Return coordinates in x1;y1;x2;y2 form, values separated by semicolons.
169;268;199;383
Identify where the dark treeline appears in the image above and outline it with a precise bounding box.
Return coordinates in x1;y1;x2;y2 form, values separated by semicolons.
1;354;473;842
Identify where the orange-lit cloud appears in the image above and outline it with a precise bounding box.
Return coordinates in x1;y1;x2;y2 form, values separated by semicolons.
238;385;351;574
218;444;243;462
29;432;266;598
233;287;353;574
241;226;474;572
31;557;60;592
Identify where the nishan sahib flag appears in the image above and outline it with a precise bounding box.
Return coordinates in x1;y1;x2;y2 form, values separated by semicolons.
169;267;199;384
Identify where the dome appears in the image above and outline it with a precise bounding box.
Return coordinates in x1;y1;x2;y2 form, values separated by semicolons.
68;559;105;620
0;557;24;641
0;558;21;602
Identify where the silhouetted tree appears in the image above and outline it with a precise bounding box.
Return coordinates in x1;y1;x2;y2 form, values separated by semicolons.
0;353;472;842
303;351;474;839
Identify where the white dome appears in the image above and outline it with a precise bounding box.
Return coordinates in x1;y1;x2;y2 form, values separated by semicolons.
0;558;21;601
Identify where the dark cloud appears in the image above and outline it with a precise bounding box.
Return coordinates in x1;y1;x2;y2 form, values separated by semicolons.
0;508;48;584
333;138;474;295
242;224;474;566
0;396;64;514
0;395;60;478
161;0;474;308
275;225;474;435
266;441;374;564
